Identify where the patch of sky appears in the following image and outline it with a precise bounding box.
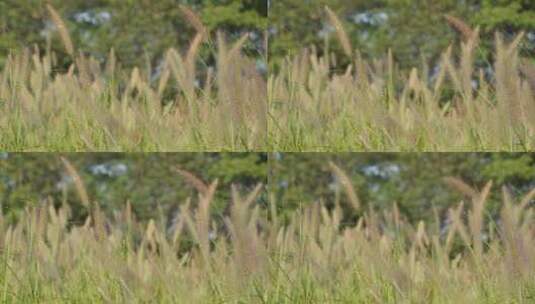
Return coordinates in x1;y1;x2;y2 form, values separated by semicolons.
97;183;108;193
56;175;74;190
1;175;15;189
361;164;400;178
328;178;340;192
350;12;388;26
74;11;111;25
318;11;388;39
249;31;260;41
369;183;380;193
40;10;110;39
40;21;54;38
88;162;128;177
256;59;267;75
318;24;335;39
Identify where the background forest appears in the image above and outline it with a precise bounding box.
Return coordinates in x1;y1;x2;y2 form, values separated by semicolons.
0;0;268;69
4;1;534;78
2;153;535;228
0;153;268;223
270;153;535;223
270;0;535;70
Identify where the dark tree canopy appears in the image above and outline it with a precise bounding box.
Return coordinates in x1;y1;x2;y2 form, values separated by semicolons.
0;0;267;68
270;153;535;223
269;0;535;69
0;153;267;223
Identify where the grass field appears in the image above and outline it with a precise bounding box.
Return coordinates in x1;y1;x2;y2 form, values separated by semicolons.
4;5;534;152
0;5;266;152
2;161;535;303
268;10;535;151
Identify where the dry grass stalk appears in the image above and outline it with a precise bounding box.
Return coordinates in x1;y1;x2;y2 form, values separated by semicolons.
460;27;480;107
469;180;492;259
243;183;264;207
174;167;209;196
194;179;218;265
449;201;471;248
324;6;352;58
226;183;265;275
46;4;74;56
105;48;116;77
494;32;525;127
519;187;535;210
444;14;475;42
519;58;535;94
157;67;171;96
443;176;479;199
60;156;90;207
179;5;208;38
328;161;360;210
228;33;250;60
185;33;204;77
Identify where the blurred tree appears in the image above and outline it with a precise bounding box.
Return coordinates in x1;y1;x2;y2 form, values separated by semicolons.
269;0;535;71
476;0;535;32
268;0;353;66
475;0;535;59
0;153;267;223
0;0;267;69
270;153;535;223
1;153;534;227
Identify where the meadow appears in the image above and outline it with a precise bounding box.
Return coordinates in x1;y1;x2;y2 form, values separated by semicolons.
0;5;266;151
2;160;535;303
5;5;534;152
268;9;535;151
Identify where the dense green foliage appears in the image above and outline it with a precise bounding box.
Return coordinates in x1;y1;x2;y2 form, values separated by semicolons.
0;0;267;68
0;153;267;223
3;153;534;228
271;153;535;222
269;0;535;69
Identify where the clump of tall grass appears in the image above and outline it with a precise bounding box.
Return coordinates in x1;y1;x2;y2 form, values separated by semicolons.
0;5;266;151
0;159;268;302
268;7;535;151
2;161;535;302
